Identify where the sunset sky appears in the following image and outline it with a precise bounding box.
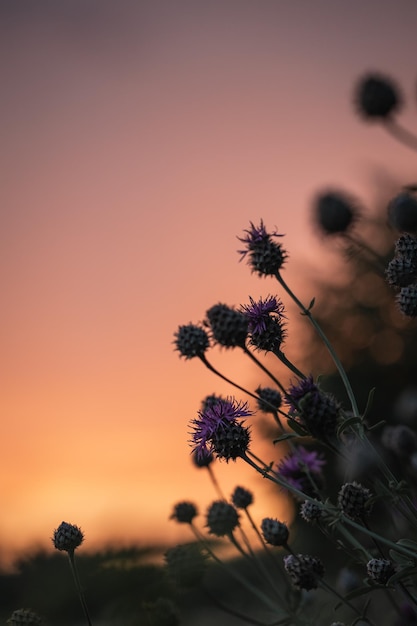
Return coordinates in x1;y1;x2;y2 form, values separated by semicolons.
2;0;417;564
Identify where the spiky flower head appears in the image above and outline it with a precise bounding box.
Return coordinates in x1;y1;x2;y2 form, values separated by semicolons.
395;233;417;262
238;220;287;277
367;558;395;585
397;284;417;317
381;424;417;456
286;376;341;441
300;499;324;523
52;521;84;553
283;554;324;590
261;518;289;547
313;190;358;236
241;295;286;353
7;610;43;626
386;256;417;288
206;500;239;536
389;193;417;233
255;386;282;413
277;446;325;497
205;303;248;349
164;543;206;588
170;501;198;524
231;486;253;509
338;481;373;520
174;324;210;359
355;73;401;120
190;397;252;461
201;394;223;412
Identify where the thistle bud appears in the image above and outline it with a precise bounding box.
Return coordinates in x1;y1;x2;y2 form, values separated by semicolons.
397;284;417;317
231;486;253;509
52;521;84;553
388;193;417;233
355;73;401;120
283;554;324;590
261;518;289;546
338;482;373;520
170;501;198;524
205;304;248;349
367;558;395;585
174;324;209;359
206;501;239;536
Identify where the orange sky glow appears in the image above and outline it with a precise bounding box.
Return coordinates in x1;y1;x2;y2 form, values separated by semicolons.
2;0;417;566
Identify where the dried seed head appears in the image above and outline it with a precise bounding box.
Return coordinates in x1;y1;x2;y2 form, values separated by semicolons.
231;486;253;509
389;193;417;233
355;73;401;120
164;543;206;588
261;518;289;546
338;482;373;520
397;284;417;317
7;610;43;626
174;324;209;359
206;304;248;349
300;500;324;523
386;256;417;288
52;521;84;553
367;558;395;585
313;191;358;236
170;501;198;524
283;554;324;590
206;500;239;536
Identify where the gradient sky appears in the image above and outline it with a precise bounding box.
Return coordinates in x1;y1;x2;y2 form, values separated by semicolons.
2;0;417;564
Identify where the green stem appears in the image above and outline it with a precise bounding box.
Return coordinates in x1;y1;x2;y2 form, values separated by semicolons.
67;551;93;626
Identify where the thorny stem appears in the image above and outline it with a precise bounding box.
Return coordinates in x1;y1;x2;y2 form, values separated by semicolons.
274;271;360;417
67;551;93;626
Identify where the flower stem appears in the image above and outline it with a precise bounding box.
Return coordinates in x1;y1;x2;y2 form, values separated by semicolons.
67;551;93;626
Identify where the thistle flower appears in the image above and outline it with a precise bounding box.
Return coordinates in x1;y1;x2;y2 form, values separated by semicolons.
283;554;324;590
52;521;84;553
174;324;210;359
338;481;373;520
165;543;206;587
238;220;287;276
277;446;325;497
261;518;289;546
355;73;401;120
397;284;417;317
190;397;252;461
205;303;248;348
286;376;341;441
255;386;283;413
313;190;358;236
7;610;43;626
300;499;324;523
386;256;417;288
241;295;286;353
388;193;417;233
231;486;253;509
170;501;198;524
367;558;395;585
201;394;223;412
206;500;239;536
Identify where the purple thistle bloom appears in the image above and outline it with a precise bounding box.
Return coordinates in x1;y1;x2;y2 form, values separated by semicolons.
277;446;325;495
237;220;287;276
241;295;286;334
190;397;252;461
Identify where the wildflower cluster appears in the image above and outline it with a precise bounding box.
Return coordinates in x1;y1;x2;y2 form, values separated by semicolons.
171;69;417;626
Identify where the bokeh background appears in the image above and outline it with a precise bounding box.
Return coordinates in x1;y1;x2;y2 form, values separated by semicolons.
2;0;417;566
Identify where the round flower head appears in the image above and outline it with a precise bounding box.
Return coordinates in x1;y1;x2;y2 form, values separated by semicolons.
300;499;324;523
355;73;401;120
52;521;84;553
277;446;325;498
231;486;253;509
367;558;395;585
192;447;214;468
388;193;417;233
338;481;373;520
395;233;417;262
165;543;206;588
255;386;282;413
174;324;210;359
7;610;43;626
190;397;252;461
238;220;287;277
397;284;417;317
170;501;198;524
205;303;248;349
261;518;289;547
286;376;341;441
241;295;286;354
206;500;239;536
313;190;358;236
283;554;324;591
386;256;417;288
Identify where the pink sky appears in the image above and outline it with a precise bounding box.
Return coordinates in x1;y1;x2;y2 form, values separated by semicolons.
1;0;417;564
